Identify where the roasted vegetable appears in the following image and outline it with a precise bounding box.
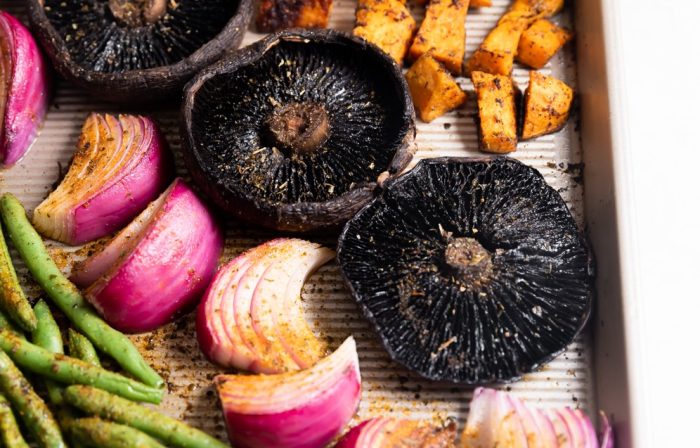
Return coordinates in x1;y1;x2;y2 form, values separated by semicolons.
353;0;416;64
511;0;564;17
0;223;36;332
517;19;572;69
471;71;518;153
66;417;165;448
0;349;66;448
31;300;65;406
64;386;228;448
0;329;163;404
405;54;467;122
0;394;29;448
0;193;163;389
409;0;469;74
257;0;333;32
522;71;573;139
466;0;564;75
67;329;101;367
471;0;492;7
337;158;593;383
466;8;533;76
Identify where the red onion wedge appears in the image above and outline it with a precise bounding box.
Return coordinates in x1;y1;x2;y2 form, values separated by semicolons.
0;11;50;167
461;388;614;448
197;238;334;373
71;178;223;333
215;336;361;448
336;417;457;447
33;113;173;245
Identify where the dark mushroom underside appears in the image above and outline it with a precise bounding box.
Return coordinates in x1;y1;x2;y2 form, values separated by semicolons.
42;0;238;72
188;38;410;213
338;157;593;384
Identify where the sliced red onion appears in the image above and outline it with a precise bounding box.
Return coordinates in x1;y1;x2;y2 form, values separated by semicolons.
336;417;457;447
33;113;173;245
0;11;50;167
72;178;223;333
463;389;614;448
215;336;361;448
599;412;613;448
512;394;558;448
197;238;334;373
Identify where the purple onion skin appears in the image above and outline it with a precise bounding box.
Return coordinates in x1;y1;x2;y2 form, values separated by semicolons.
334;420;371;448
71;117;173;244
86;179;223;333
0;11;50;167
221;365;361;448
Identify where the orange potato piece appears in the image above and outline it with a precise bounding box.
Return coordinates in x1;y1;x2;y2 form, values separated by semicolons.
517;19;572;69
409;0;470;74
511;0;564;16
522;71;573;140
406;54;467;122
466;9;534;76
353;0;417;64
257;0;332;32
471;71;518;153
471;0;492;6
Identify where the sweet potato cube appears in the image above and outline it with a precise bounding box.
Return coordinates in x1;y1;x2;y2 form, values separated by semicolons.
522;71;573;139
353;0;416;64
511;0;564;17
409;0;469;74
471;71;518;153
471;0;493;7
517;19;572;69
406;54;467;122
466;9;533;76
257;0;333;32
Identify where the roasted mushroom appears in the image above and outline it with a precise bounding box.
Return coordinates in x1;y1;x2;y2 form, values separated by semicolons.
337;157;593;384
27;0;254;102
181;30;415;232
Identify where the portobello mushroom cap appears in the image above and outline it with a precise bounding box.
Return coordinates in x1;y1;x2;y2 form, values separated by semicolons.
181;29;415;232
27;0;254;102
337;157;594;384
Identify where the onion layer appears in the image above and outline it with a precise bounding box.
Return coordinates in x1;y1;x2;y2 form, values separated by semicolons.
215;336;361;448
336;418;457;447
0;11;50;167
72;178;223;333
197;238;334;374
462;388;614;448
33;113;173;245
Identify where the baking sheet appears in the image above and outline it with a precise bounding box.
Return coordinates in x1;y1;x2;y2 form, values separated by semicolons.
1;0;594;442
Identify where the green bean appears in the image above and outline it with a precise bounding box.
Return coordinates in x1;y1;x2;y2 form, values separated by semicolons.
66;417;165;448
0;194;163;388
64;385;228;448
0;330;162;404
0;309;23;336
31;300;64;405
68;329;100;367
0;393;29;448
0;222;36;332
0;349;66;447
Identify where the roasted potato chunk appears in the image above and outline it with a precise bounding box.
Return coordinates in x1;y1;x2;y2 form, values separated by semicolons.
466;9;534;76
353;0;416;64
511;0;564;17
517;19;572;68
409;0;469;74
406;54;467;122
471;71;518;153
466;0;564;75
522;71;573;139
471;0;493;7
257;0;333;32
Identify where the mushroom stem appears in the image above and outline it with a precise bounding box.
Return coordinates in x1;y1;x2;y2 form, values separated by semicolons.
108;0;167;27
444;237;493;282
266;102;330;155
